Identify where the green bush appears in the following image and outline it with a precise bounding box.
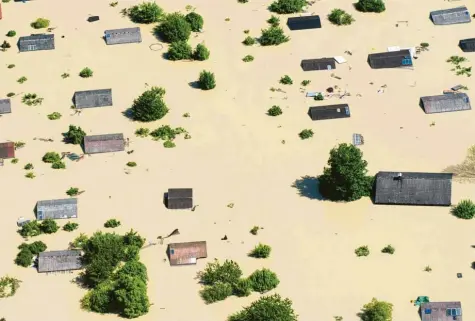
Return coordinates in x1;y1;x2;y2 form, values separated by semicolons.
355;246;370;257
193;43;210;61
42;152;61;163
452;199;475;219
198;70;216;90
40;219;59;234
47;112;62;120
126;162;137;167
248;268;279;293
200;282;233;304
167;41;193;60
381;245;395;254
20;241;47;255
301;80;311;86
11;158;19;164
259;27;289;46
64;125;86;144
131;86;169;122
66;187;80;196
232;278;252;297
7;64;15;69
299;129;313;139
198;259;242;285
242;55;254;62
18;221;41;237
228;294;297;321
328;9;354;25
15;249;33;267
71;233;89;249
63;222;79;232
0;276;21;298
51;161;66;169
135;128;150;137
267;15;280;27
104;219;121;228
249;243;272;258
314;93;324;100
355;0;386;13
7;92;15;97
267;105;282;116
156;13;191;42
280;75;293;85
243;36;256;46
150;125;185;140
1;40;11;51
31;18;50;29
17;76;27;84
250;226;260;235
360;298;393;321
269;0;306;14
163;140;176;148
185;12;204;32
128;2;164;23
6;30;16;37
24;163;33;170
79;67;93;78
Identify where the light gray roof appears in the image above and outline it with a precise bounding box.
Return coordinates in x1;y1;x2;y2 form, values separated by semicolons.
84;133;125;154
74;89;113;109
18;34;55;52
36;198;78;220
430;6;471;25
104;27;142;45
420;93;471;114
38;250;82;273
0;99;11;114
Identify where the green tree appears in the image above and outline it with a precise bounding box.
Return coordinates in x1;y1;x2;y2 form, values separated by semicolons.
15;249;33;267
193;43;210;61
64;125;86;144
26;241;47;254
198;259;242;285
128;2;164;23
116;260;148;284
71;233;89;249
269;0;306;14
360;298;393;321
259;27;289;46
18;220;41;237
114;274;150;318
79;67;93;78
131;87;169;122
198;70;216;90
451;199;475;219
63;222;79;232
104;219;121;228
355;0;386;13
81;280;115;313
228;294;298;321
318;143;373;201
249;243;272;258
167;41;193;60
156;13;191;43
42;152;61;163
31;18;50;29
40;219;59;234
185;12;204;31
200;281;233;304
123;229;146;248
267;106;283;116
232;278;252;297
248;268;279;293
328;9;355;25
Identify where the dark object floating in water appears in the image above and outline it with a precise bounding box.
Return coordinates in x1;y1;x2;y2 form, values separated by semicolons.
87;16;100;23
221;235;228;241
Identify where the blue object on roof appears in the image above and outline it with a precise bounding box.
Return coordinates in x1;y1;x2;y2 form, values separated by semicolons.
170;249;174;255
425;309;432;314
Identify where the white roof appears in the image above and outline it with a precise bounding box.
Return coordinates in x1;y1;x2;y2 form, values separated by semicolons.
334;56;347;64
387;46;416;58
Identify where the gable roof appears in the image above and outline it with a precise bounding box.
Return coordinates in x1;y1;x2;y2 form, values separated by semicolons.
167;241;207;266
0;99;11;114
74;89;113;109
421;302;462;321
36;198;78;220
18;34;55;52
0;142;15;159
420;93;471;114
374;172;452;206
287;15;321;30
368;50;413;69
104;27;142;45
308;104;350;120
38;250;82;273
84;133;125;154
430;6;471;25
301;58;336;71
459;38;475;52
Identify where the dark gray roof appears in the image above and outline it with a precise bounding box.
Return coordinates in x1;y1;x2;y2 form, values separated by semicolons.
301;58;336;71
168;188;193;198
36;198;78;220
38;250;82;273
421;302;462;321
84;133;125;154
167;188;193;209
308;104;350;121
430;6;471;25
287;15;321;30
104;27;142;45
420;93;471;114
18;34;55;52
368;50;412;69
74;89;113;109
0;99;11;114
374;172;452;206
459;38;475;52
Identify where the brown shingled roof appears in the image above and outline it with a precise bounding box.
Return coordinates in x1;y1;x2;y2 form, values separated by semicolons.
167;241;207;266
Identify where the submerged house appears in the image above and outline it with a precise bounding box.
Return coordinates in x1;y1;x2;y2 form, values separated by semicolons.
83;133;124;154
38;250;82;273
0;142;15;159
421;302;462;321
74;89;113;109
166;188;193;209
368;50;413;69
18;34;55;52
167;241;207;266
0;99;11;114
287;15;321;30
301;58;336;71
459;38;475;52
374;172;452;206
430;6;471;25
104;27;142;45
36;198;78;220
420;93;471;114
308;104;350;121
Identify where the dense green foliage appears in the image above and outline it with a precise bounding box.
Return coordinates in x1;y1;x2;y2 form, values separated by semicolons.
318;143;374;201
381;245;395;254
15;241;47;267
40;219;59;234
259;27;289;46
31;18;50;29
243;36;256;46
167;41;193;60
232;278;252;297
104;219;121;228
360;298;393;321
299;129;313;139
452;199;475;219
228;294;298;321
42;152;61;163
156;13;191;43
198;70;216;90
201;282;233;304
19;241;47;255
280;75;293;85
185;12;204;31
66;187;80;196
355;0;386;13
355;246;370;257
131;87;169;122
249;243;272;258
269;0;306;14
267;105;282;116
79;67;93;78
267;15;280;27
193;43;210;61
150;125;186;140
6;30;16;37
328;9;354;25
18;220;59;237
63;222;79;232
64;125;86;144
248;268;279;293
128;2;163;23
199;259;243;285
0;276;21;298
71;233;89;249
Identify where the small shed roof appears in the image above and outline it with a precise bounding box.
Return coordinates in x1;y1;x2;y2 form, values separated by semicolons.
84;133;125;154
18;34;55;52
168;241;207;266
459;38;475;52
38;250;82;273
0;142;15;159
0;99;11;114
421;302;462;321
287;15;321;30
74;89;113;109
104;27;142;45
368;50;413;69
301;58;336;71
374;171;452;206
308;104;350;121
420;93;471;114
36;198;78;220
168;188;193;199
430;6;471;25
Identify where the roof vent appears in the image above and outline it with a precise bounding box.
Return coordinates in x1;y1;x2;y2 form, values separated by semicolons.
394;172;403;181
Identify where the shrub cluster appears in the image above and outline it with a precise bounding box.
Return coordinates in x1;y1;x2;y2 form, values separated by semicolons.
42;152;65;169
18;219;59;238
328;9;355;25
104;219;121;228
131;86;168;122
355;0;386;13
228;294;298;321
15;241;47;267
64;125;86;145
249;243;272;258
31;18;50;29
0;276;21;298
198;70;216;90
452;199;475;219
269;0;307;14
128;2;164;24
167;42;210;61
260;27;289;46
63;222;79;232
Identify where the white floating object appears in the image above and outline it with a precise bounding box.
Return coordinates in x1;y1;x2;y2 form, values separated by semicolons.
334;56;347;64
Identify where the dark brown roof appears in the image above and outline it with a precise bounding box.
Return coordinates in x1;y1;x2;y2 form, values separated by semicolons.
0;142;15;159
83;133;125;154
168;241;207;266
37;250;82;273
421;302;462;321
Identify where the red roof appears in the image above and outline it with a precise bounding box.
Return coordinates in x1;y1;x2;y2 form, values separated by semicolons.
0;142;15;159
168;241;207;266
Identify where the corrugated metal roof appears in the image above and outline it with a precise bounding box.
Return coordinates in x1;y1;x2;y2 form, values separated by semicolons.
18;34;55;52
0;99;12;114
168;241;207;266
430;6;471;25
38;250;82;273
74;89;113;109
104;27;142;45
420;93;471;114
36;198;78;220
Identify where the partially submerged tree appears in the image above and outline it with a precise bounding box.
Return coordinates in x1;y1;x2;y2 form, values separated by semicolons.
248;268;279;293
42;152;61;163
64;125;86;144
249;243;272;258
0;276;21;298
156;13;191;42
198;259;242;285
131;86;169;122
128;2;164;23
328;9;355;25
269;0;306;14
318;143;374;201
201;281;233;304
360;298;393;321
193;43;210;61
198;70;216;90
228;294;298;321
31;18;50;29
167;41;193;60
451;199;475;219
185;12;204;31
259;27;289;46
355;0;386;13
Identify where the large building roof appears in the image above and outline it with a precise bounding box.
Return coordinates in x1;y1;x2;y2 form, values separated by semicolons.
18;34;55;52
420;93;471;114
36;198;78;220
104;27;142;45
83;133;125;154
421;302;462;321
430;6;471;25
74;89;113;109
308;104;350;121
38;250;82;273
